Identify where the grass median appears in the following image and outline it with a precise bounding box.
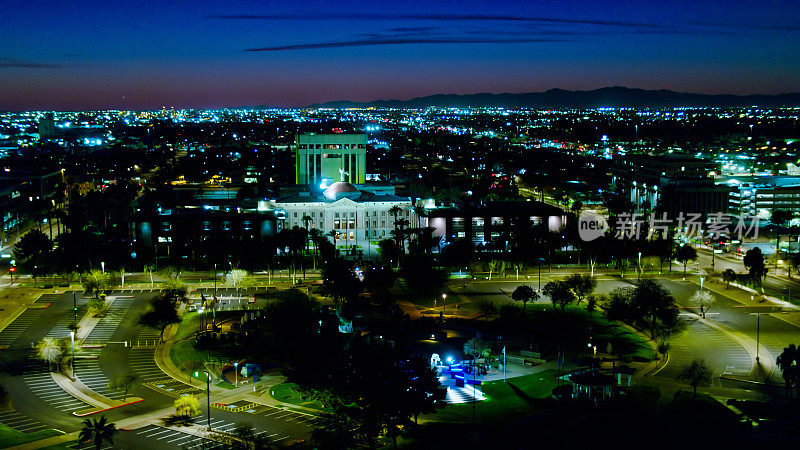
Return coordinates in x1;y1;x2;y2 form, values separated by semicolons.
0;423;62;449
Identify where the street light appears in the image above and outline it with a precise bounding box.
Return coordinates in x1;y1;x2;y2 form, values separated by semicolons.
234;362;238;387
442;293;447;315
637;251;642;280
194;370;211;429
70;330;75;378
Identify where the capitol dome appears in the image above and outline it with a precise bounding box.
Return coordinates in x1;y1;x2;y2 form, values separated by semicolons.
323;181;361;201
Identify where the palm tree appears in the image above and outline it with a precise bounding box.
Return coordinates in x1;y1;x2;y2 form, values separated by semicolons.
36;337;62;372
79;415;117;450
413;204;426;228
388;206;403;262
301;214;313;261
677;359;712;399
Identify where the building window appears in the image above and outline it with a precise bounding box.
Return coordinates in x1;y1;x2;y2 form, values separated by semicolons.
293;212;298;218
335;212;339;218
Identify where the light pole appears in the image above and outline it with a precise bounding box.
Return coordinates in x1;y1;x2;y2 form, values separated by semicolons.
442;293;446;315
538;258;543;291
234;362;238;387
755;313;761;362
195;371;211;429
70;330;75;378
213;263;217;296
637;251;642;280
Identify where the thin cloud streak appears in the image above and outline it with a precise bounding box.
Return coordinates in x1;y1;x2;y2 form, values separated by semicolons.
0;57;62;69
211;13;659;28
245;37;569;52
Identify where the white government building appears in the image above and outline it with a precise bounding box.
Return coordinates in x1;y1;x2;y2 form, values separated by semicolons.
273;181;414;250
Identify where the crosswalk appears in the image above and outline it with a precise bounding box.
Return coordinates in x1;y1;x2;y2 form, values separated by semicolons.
22;360;92;412
0;410;58;434
445;386;486;404
0;309;42;347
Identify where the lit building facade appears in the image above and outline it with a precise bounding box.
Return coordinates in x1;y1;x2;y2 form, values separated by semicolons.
295;133;367;186
274;182;413;251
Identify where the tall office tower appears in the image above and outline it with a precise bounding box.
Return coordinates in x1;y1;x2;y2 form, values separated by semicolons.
295;133;367;186
38;112;56;140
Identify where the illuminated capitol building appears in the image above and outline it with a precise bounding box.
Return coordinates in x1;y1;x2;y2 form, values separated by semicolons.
274;133;414;252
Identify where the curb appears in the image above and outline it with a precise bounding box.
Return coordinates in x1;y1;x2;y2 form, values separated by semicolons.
74;397;145;417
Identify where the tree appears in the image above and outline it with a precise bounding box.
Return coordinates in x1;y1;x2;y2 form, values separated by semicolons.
633;280;680;340
772;210;793;259
388;205;404;264
83;270;109;300
87;295;108;317
463;337;491;359
78;415;116;450
144;263;155;287
227;422;277;449
688;290;715;318
488;259;504;281
674;244;697;278
743;247;768;287
401;254;447;299
36;337;63;372
677;359;712;399
543;280;576;312
226;269;250;291
107;373;138;401
565;274;597;305
478;300;497;317
377;239;398;266
13;229;51;262
174;394;201;417
138;294;181;341
721;268;737;289
511;285;539;313
180;360;206;384
0;384;10;410
776;344;799;399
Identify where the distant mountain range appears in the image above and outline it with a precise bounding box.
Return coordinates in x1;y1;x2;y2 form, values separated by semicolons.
307;86;800;109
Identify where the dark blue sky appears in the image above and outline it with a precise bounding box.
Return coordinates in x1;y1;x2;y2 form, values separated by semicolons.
2;0;799;110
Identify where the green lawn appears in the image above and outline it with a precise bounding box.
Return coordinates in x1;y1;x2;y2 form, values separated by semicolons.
269;382;329;413
430;370;561;424
0;423;62;449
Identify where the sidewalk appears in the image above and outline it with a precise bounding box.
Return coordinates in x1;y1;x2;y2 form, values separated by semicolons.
52;371;144;416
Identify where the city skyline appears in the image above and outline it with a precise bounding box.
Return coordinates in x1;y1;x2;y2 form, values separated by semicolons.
2;0;800;110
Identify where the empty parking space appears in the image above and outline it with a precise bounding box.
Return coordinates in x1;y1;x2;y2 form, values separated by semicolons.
128;348;165;382
251;404;325;426
0;309;42;347
22;360;92;412
133;424;216;449
87;297;133;343
0;410;55;434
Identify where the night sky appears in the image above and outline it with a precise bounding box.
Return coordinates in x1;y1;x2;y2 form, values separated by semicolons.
2;0;799;110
